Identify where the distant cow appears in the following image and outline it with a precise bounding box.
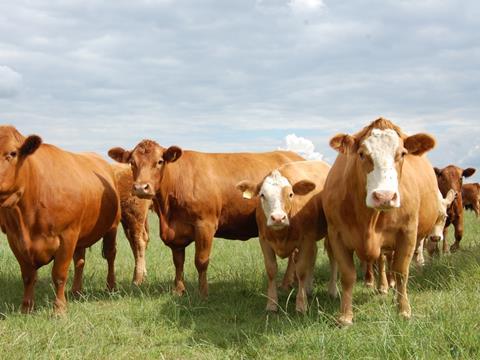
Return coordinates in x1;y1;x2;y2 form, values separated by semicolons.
323;117;438;326
462;183;480;217
113;164;152;285
237;160;336;313
434;165;476;252
108;141;302;297
0;125;120;314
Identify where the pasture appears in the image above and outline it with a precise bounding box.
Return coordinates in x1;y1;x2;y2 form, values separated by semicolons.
0;212;479;359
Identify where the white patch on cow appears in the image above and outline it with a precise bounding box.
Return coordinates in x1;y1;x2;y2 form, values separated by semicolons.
363;129;401;208
429;189;455;241
259;170;291;228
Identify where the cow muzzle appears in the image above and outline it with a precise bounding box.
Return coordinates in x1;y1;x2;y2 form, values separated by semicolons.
370;190;399;210
132;183;155;199
428;235;442;243
267;213;289;229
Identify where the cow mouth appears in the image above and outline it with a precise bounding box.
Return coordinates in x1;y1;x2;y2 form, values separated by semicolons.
132;190;155;199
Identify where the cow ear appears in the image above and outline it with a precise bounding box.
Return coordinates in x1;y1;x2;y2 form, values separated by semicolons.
20;135;42;157
163;146;182;163
444;189;456;207
329;134;357;154
434;167;442;176
404;133;435;156
292;180;316;196
236;180;259;200
462;168;476;178
108;147;131;163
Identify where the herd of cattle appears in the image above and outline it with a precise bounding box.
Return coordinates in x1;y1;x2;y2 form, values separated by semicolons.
0;118;478;326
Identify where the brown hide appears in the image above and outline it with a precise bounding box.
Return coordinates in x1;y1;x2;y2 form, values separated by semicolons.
112;164;151;285
462;183;480;217
0;125;120;313
109;140;303;297
434;165;476;251
323;118;438;325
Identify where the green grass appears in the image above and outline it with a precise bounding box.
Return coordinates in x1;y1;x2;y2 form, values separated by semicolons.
1;212;479;359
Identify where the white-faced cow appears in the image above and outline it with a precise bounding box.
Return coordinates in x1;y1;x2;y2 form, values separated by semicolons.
323;118;438;326
0;125;120;314
237;160;336;313
108;141;302;297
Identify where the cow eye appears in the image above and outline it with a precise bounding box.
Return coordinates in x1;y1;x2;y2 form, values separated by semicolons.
9;151;17;158
289;193;294;198
260;193;265;199
359;152;365;160
401;150;407;158
158;159;164;165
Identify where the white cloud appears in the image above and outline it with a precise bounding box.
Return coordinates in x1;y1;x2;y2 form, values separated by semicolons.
0;65;22;98
288;0;325;13
280;134;323;160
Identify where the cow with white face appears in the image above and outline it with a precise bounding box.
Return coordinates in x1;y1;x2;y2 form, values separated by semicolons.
323;117;439;326
237;160;336;313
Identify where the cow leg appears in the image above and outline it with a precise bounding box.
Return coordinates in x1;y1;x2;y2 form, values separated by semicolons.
172;247;186;296
133;228;148;286
392;235;415;319
19;262;37;314
71;247;86;296
325;238;338;298
474;200;480;218
329;232;355;326
279;254;296;291
364;261;375;288
51;234;77;314
386;251;395;288
103;227;117;291
194;222;216;298
294;239;317;314
450;218;463;253
259;237;279;312
415;238;425;266
377;253;389;295
442;226;449;254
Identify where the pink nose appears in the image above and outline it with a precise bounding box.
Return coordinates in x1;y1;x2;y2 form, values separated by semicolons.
271;214;287;223
132;183;154;197
372;191;397;206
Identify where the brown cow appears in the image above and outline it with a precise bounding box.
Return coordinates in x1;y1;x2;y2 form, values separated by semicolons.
112;164;152;285
236;160;336;313
462;183;480;217
323;118;438;326
434;165;476;252
108;141;303;297
0;125;120;314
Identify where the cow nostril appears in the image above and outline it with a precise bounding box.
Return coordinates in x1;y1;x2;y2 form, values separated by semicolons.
392;193;398;201
143;183;150;190
281;215;287;221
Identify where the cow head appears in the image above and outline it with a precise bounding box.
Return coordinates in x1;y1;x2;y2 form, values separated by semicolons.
330;118;435;210
434;165;475;201
0;126;42;199
108;140;182;199
429;189;456;242
237;170;315;229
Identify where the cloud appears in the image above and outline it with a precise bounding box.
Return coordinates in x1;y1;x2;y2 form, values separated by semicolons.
288;0;325;13
0;66;22;98
279;133;323;160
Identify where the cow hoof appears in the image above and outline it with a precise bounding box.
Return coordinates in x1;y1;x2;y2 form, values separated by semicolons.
71;289;83;299
278;283;293;292
21;302;34;314
173;287;185;297
337;316;353;327
295;304;307;314
450;243;460;253
327;286;338;299
365;281;375;289
266;303;278;312
377;288;389;295
399;310;411;320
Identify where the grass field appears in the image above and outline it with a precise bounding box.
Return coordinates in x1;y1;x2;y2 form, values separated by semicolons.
0;212;479;359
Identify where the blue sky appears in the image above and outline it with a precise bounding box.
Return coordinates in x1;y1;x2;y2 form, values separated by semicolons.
0;0;479;181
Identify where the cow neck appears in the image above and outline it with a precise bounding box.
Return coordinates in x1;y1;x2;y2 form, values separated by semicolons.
345;156;383;259
1;155;40;260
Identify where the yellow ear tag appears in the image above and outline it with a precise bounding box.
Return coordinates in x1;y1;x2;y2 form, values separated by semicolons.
243;190;253;199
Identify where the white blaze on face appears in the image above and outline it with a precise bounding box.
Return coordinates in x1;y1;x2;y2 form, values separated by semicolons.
259;170;291;228
363;129;401;209
429;190;453;241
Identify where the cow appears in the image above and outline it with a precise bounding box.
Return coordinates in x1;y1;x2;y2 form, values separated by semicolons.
112;164;152;285
434;165;476;252
108;141;303;297
236;160;336;313
462;183;480;217
323;117;438;326
0;125;120;314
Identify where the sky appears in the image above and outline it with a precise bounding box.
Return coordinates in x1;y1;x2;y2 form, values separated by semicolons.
0;0;479;181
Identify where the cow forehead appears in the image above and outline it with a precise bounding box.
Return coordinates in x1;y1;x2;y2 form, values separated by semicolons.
261;170;291;194
362;129;400;159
